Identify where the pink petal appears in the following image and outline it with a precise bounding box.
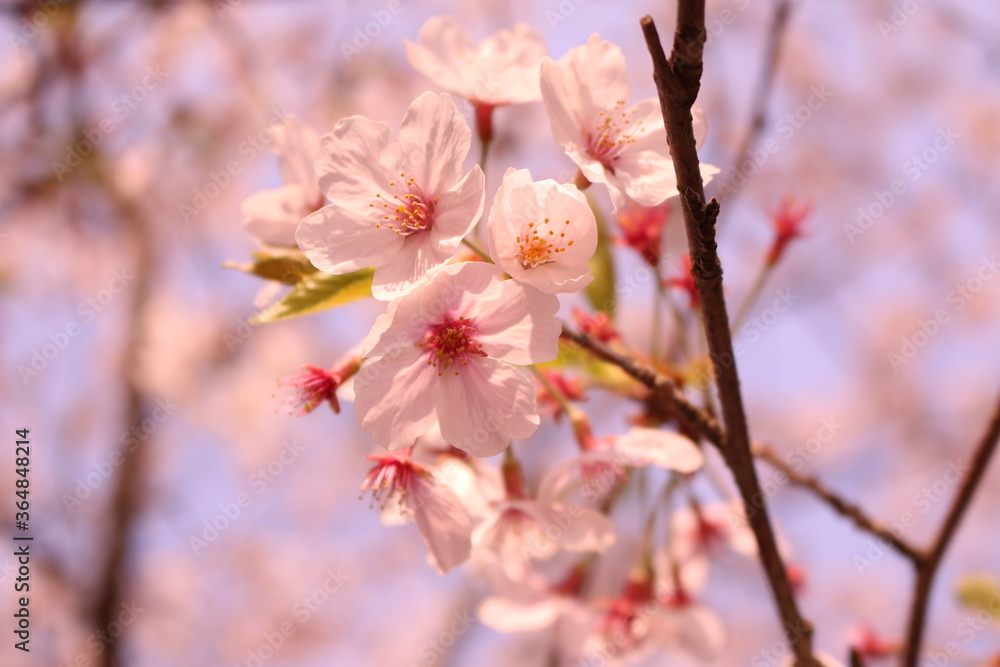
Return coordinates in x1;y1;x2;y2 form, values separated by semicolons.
541;36;630;147
242;185;308;248
549;504;616;553
398;91;471;196
651;605;726;662
404;17;475;97
435;358;539;456
313;115;399;205
273;115;321;202
615;427;704;473
370;232;449;301
613;149;678;208
296;204;403;274
472;280;560;365
408;473;472;573
429;164;485;254
354;345;438;451
477;596;568;632
475;23;546;104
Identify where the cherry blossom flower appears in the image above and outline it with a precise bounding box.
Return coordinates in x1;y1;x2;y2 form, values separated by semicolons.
277;354;361;416
296;92;485;300
846;625;897;660
405;16;546;146
477;564;588;633
359;447;472;573
535;369;586;424
540;35;719;210
410;427;504;521
353;261;560;455
487;167;597;294
671;500;759;563
242;115;323;249
786;561;808;593
572;307;622;343
583;555;724;664
615;199;671;268
671;499;793;573
472;451;616;581
539;426;705;505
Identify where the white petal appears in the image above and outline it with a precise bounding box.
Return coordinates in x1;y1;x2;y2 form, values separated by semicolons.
354;345;437;451
435;358;539;456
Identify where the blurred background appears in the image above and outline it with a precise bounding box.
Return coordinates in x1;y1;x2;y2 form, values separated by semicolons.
1;0;998;665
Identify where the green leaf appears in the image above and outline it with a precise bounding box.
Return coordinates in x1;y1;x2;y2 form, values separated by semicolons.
251;268;375;324
955;574;1000;622
224;252;317;286
583;195;617;317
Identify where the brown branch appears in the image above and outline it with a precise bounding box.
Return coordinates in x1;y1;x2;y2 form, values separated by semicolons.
641;10;817;665
902;389;1000;667
752;443;922;562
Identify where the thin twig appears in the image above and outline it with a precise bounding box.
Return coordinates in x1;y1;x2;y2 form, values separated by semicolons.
723;0;793;204
752;443;922;562
560;325;726;448
563;324;917;565
90;161;156;667
641;9;817;664
902;389;1000;667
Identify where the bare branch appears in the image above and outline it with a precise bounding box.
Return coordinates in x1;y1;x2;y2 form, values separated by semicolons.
902;389;1000;666
752;443;922;562
641;9;817;664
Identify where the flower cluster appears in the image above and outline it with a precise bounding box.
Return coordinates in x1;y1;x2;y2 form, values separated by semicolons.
229;15;818;667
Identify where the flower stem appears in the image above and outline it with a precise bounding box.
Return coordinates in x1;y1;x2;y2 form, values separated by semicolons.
663;281;692;362
530;364;578;422
732;258;773;332
461;238;493;262
651;274;665;365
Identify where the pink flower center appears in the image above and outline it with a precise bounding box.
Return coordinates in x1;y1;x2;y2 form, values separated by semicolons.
515;217;575;268
360;454;420;510
586;100;644;170
420;316;487;375
371;172;435;236
278;365;338;416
